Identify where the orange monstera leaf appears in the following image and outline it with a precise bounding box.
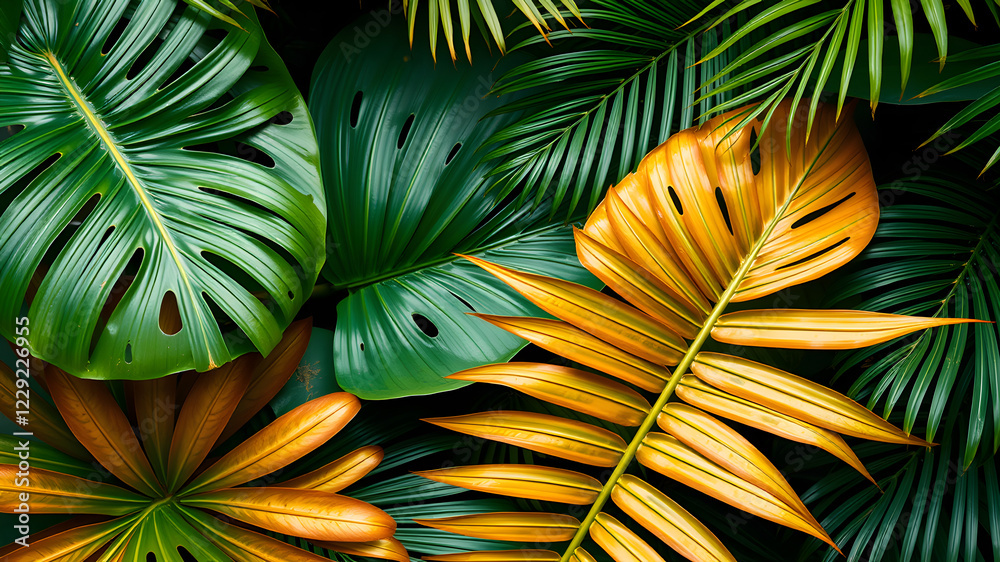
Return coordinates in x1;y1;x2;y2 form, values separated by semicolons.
0;319;405;561
416;100;985;562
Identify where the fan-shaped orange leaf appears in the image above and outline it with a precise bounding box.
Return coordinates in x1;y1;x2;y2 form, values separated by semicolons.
181;392;360;495
275;445;382;492
447;363;650;426
415;464;602;504
182;487;395;542
581;99;879;309
414;512;580;542
423;411;626;467
46;368;161;497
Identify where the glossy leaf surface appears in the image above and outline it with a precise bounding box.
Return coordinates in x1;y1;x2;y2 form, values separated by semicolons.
424;101;968;562
182;487;396;542
414;512;580;542
0;0;326;379
416;464;602;505
311;16;598;399
183;392;360;494
424;411;626;467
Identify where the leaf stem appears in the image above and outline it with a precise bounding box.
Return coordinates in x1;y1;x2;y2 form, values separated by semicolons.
558;121;839;561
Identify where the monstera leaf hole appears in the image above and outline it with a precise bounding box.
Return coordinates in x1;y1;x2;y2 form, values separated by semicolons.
100;15;130;54
88;248;142;358
349;91;362;127
412;313;439;337
791;192;857;229
184;138;277;168
48;192;101;261
398;114;415;149
3;154;57;211
445;142;462;165
714;187;734;235
1;124;24;142
667;185;684;214
271;111;293;125
160;291;182;335
449;291;476;312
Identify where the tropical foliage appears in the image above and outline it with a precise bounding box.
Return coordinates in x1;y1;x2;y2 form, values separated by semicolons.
414;101;981;561
0;321;408;560
0;0;326;381
405;0;583;60
1;0;999;560
311;16;600;399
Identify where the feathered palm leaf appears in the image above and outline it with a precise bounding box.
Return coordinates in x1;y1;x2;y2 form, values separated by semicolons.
797;367;999;562
410;100;983;561
479;1;734;217
403;0;584;61
830;175;1000;469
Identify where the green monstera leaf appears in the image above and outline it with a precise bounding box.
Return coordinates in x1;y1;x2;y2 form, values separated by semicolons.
0;0;326;379
310;14;600;400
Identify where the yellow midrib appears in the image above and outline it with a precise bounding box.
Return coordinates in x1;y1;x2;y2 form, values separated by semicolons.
44;52;215;368
558;128;840;562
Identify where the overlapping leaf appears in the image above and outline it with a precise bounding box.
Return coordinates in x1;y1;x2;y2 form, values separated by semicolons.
0;320;404;561
830;176;1000;468
404;0;584;61
479;1;734;216
795;370;1000;562
686;1;998;145
0;0;326;380
417;101;976;562
310;14;599;399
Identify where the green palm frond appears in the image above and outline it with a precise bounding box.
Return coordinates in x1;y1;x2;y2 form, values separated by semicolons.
695;0;994;146
403;0;584;61
920;44;1000;171
180;0;273;30
797;369;999;562
829;175;1000;469
479;2;741;216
